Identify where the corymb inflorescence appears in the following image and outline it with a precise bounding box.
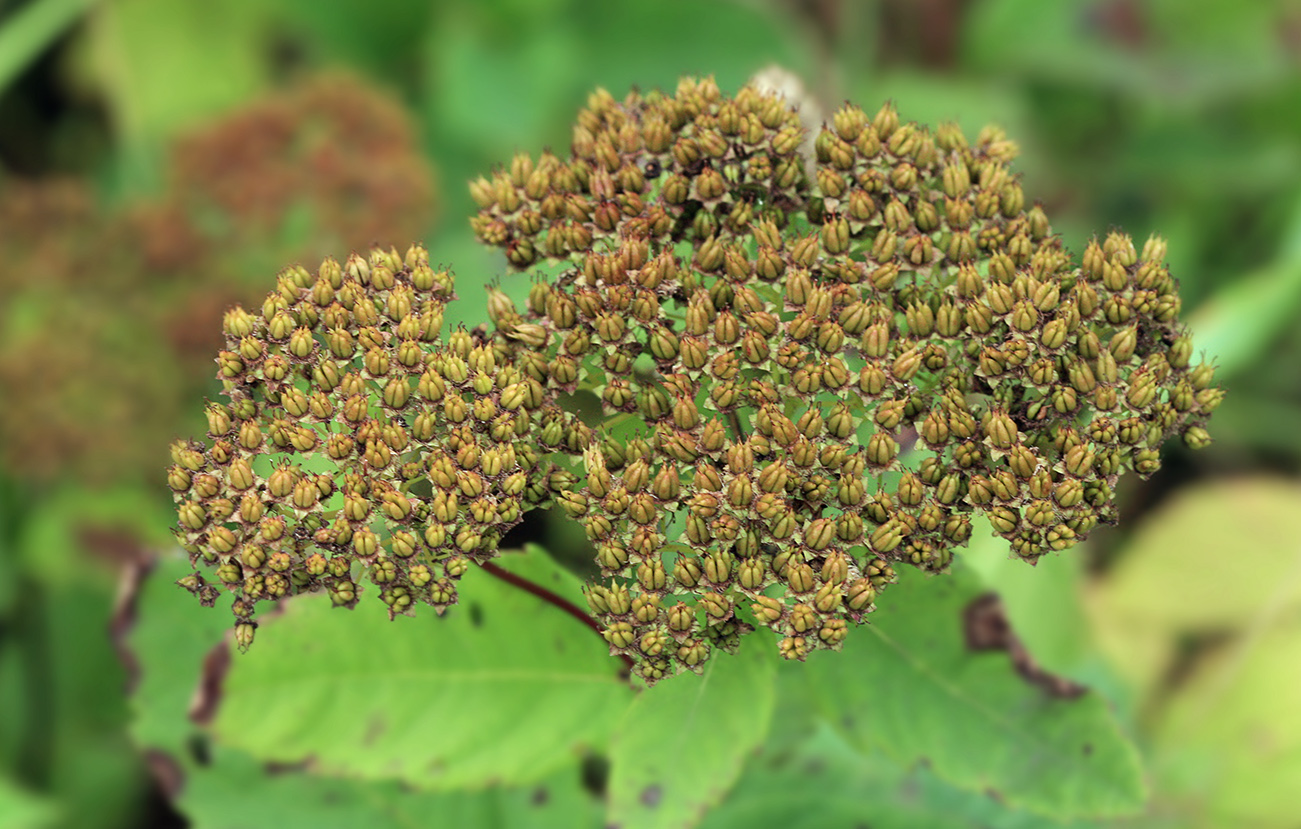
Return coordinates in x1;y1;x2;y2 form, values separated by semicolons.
173;76;1221;684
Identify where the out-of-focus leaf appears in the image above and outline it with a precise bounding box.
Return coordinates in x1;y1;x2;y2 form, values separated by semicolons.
808;567;1146;819
1182;186;1301;378
265;0;434;82
965;0;1290;101
212;547;632;789
16;483;173;587
1086;477;1301;703
0;775;57;829
1149;620;1301;828
1091;477;1301;629
1205;391;1301;459
608;633;776;829
422;0;810;226
1189;259;1301;381
962;0;1144;89
0;0;95;96
34;583;144;829
83;0;270;191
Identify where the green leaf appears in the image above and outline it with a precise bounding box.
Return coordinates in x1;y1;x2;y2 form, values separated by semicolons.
0;0;94;97
129;552;604;828
960;521;1094;682
4;580;147;829
128;552;233;754
83;0;271;193
964;0;1289;101
213;547;633;789
0;775;57;829
608;633;776;829
16;482;175;588
1087;476;1301;704
702;722;1094;829
1185;177;1301;380
182;745;604;829
1189;259;1301;381
808;567;1146;820
1092;478;1301;632
1149;621;1301;827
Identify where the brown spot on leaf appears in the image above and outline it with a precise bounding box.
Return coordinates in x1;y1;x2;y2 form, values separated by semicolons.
265;757;316;775
109;558;154;695
581;753;609;797
142;748;185;798
187;734;211;767
640;784;662;808
530;786;549;806
81;525;152;568
189;640;231;726
363;715;388;746
963;593;1087;699
1087;0;1148;50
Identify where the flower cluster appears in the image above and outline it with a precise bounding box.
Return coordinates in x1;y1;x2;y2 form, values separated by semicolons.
173;77;1220;683
169;247;593;648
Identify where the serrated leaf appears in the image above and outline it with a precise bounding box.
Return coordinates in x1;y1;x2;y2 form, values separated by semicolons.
608;633;776;829
701;721;1097;829
809;567;1145;820
212;547;633;789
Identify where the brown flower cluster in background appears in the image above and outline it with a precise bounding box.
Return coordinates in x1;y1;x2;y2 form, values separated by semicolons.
166;73;435;259
0;74;436;485
172;77;1220;683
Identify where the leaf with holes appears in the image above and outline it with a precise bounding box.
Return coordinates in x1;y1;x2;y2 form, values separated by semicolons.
210;546;634;789
803;566;1145;820
127;552;606;827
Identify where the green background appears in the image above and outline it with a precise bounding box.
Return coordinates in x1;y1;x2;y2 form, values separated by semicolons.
1;0;1299;827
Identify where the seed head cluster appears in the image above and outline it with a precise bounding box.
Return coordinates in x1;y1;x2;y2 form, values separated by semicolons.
173;77;1220;683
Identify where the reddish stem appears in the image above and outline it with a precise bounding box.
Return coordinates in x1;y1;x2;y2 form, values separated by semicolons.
476;560;635;672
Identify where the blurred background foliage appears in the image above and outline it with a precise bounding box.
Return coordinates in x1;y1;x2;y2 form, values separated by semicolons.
0;0;1298;827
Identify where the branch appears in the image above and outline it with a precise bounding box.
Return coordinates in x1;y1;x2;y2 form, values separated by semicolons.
476;560;636;672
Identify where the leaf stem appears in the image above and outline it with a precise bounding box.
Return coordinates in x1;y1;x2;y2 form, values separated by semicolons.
726;409;747;441
476;560;635;672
